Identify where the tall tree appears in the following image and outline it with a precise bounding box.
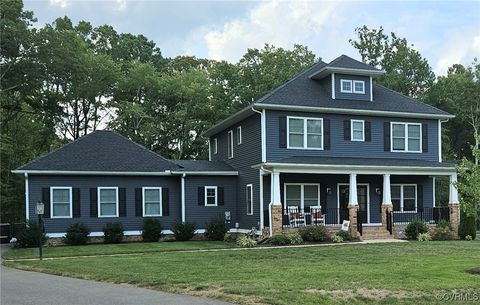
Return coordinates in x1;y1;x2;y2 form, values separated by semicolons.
350;26;435;98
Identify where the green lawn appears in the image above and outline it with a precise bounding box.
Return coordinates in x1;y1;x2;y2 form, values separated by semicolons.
4;240;480;305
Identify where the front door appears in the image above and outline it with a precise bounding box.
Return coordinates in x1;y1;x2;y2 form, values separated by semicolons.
338;185;369;224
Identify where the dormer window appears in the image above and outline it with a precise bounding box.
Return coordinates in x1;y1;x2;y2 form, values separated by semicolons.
340;79;352;93
353;81;365;94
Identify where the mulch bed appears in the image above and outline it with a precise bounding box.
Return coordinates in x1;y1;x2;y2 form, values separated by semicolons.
468;267;480;275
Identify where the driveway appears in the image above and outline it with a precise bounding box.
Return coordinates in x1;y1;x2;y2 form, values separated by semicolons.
1;245;233;305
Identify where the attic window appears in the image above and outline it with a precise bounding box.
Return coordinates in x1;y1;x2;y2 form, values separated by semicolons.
353;81;365;94
340;80;352;93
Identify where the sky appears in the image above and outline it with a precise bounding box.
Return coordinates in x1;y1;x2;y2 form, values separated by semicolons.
24;0;480;76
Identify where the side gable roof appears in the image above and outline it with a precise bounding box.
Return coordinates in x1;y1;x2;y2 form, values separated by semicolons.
16;130;180;173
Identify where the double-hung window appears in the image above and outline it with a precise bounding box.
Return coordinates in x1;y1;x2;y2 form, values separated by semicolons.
284;184;320;209
143;187;162;216
287;117;323;149
51;187;72;218
353;80;365;94
227;130;233;158
391;184;417;212
391;122;421;152
246;184;253;215
205;186;218;206
351;120;365;141
237;126;242;145
98;187;118;217
340;79;352;93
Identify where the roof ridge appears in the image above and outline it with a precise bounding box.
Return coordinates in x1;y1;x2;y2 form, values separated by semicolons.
327;54;348;66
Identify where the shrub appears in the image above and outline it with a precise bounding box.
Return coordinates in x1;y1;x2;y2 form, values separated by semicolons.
430;226;455;241
266;234;291;246
204;214;228;241
404;219;428;240
64;222;91;245
335;230;354;241
223;234;238;243
102;222;124;244
417;232;432;242
458;211;477;240
437;219;452;230
298;225;329;242
16;220;47;248
465;235;473;241
172;221;196;241
332;235;344;243
236;236;256;248
287;232;303;245
141;219;162;242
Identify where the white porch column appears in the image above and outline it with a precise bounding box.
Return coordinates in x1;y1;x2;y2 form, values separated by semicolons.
382;174;392;205
449;173;459;204
271;172;281;205
269;171;283;236
348;173;358;205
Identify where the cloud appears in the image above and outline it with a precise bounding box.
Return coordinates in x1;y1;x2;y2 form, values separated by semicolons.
203;0;344;62
434;29;480;75
116;0;127;11
49;0;70;8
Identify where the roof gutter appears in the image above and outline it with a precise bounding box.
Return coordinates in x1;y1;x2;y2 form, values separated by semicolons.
12;170;174;176
170;171;238;176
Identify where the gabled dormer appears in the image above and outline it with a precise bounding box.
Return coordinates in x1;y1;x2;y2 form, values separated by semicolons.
309;55;384;102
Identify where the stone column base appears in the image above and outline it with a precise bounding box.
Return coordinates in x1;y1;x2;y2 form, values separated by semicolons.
348;204;359;236
448;203;460;237
270;204;283;236
381;204;393;227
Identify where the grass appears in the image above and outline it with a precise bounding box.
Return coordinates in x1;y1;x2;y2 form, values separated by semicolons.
4;240;480;305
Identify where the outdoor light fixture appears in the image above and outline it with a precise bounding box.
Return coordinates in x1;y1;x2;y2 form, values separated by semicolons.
376;188;382;195
326;187;332;195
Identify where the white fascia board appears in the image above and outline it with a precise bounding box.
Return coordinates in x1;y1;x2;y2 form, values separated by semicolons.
254;103;455;120
170;171;238;176
309;67;385;79
12;170;173;176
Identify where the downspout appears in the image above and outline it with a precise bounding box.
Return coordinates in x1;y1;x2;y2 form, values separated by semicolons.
181;173;186;222
252;107;267;233
24;172;29;220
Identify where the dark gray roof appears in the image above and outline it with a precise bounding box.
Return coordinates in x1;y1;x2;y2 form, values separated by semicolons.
17;130;180;172
172;160;236;172
327;54;381;71
256;56;451;117
272;156;454;168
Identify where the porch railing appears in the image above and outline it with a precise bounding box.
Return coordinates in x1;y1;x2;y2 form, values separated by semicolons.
282;207;342;228
393;207;450;224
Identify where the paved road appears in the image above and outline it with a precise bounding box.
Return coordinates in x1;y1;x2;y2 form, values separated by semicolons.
1;245;233;305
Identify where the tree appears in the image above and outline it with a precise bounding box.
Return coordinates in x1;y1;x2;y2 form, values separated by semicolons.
350;26;435;98
456;137;480;222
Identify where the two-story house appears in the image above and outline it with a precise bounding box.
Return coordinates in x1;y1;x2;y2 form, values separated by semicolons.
14;55;460;239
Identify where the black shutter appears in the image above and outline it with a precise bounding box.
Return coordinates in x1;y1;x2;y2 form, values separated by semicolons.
365;121;371;142
422;123;428;152
344;120;351;140
279;116;287;148
324;119;330;150
417;184;423;213
384;122;390;151
162;188;169;216
198;187;205;206
73;188;81;218
119;188;126;217
89;188;97;217
218;187;224;206
42;188;50;218
135;188;142;217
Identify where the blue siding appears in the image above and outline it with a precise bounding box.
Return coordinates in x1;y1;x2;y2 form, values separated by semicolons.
211;114;262;229
28;175;181;233
266;110;439;162
335;74;371;101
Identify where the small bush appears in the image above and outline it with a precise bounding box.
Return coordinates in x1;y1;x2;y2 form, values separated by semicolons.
332;235;344;243
266;234;291;246
417;232;432;242
236;236;256;248
335;230;354;241
223;234;238;243
299;225;329;242
65;222;91;245
430;226;455;241
103;222;124;244
287;232;303;245
465;235;473;241
459;211;477;240
172;221;196;241
405;219;428;240
16;220;47;248
205;214;228;241
141;219;162;242
437;219;452;230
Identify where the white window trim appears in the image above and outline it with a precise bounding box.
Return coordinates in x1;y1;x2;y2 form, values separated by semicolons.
237;126;242;145
390;122;422;153
286;116;324;150
142;187;162;217
213;138;218;154
351;119;365;142
246;184;253;215
391;184;418;213
353;80;366;94
98;187;119;218
204;186;218;207
283;183;320;210
50;186;73;219
227;130;233;159
340;79;352;93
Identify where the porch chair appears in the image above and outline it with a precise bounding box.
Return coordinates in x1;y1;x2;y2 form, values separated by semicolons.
310;206;325;226
287;206;305;227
